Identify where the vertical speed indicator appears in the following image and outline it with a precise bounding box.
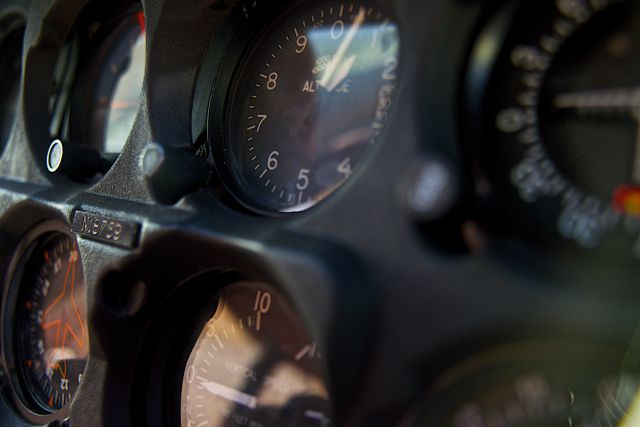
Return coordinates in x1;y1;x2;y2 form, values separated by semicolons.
218;1;400;213
180;282;331;427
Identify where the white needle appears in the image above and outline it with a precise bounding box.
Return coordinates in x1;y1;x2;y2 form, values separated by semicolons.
319;7;366;90
553;87;640;112
304;410;331;423
199;379;258;409
554;87;640;184
326;54;357;92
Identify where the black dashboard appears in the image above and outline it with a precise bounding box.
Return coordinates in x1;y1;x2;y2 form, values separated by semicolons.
0;0;639;426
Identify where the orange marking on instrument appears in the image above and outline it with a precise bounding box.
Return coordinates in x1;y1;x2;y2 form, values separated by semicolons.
44;251;49;263
25;301;31;310
49;395;53;407
59;360;68;379
41;248;86;380
26;359;32;368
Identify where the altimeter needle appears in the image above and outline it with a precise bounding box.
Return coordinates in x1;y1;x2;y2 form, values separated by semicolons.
319;7;366;91
553;87;640;183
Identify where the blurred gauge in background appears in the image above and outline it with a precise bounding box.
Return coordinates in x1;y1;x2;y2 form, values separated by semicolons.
399;343;640;427
48;1;145;179
468;0;640;263
0;18;25;150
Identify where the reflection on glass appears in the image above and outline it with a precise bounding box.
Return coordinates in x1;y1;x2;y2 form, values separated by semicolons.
102;14;146;154
181;282;331;427
225;2;401;213
58;9;148;156
594;374;640;426
50;8;147;160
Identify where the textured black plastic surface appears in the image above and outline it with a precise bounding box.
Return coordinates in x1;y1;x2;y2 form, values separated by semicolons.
0;0;636;426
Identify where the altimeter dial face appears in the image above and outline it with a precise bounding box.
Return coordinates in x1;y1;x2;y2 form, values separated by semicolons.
222;1;400;213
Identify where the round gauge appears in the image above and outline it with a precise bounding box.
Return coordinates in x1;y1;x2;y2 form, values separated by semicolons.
218;0;400;213
0;22;25;149
69;6;146;154
471;0;640;259
400;343;638;427
48;3;146;166
181;282;332;427
10;231;89;414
